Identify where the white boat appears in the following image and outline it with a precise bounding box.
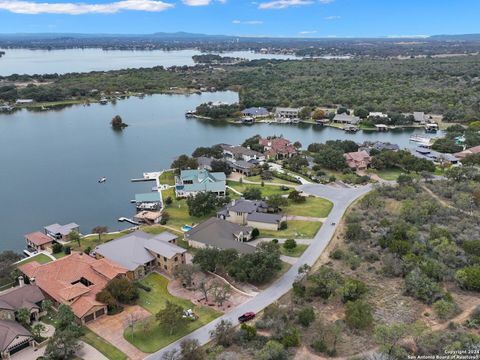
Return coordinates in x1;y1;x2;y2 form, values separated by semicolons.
409;135;435;147
98;177;107;183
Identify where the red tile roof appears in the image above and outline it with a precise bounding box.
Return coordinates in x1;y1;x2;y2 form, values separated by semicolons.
454;145;480;159
344;150;372;169
259;137;297;157
25;232;53;246
19;253;127;319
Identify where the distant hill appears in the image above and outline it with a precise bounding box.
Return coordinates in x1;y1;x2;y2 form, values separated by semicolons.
430;33;480;41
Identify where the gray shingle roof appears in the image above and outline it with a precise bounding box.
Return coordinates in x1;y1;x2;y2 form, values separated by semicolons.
0;320;32;352
0;285;44;312
44;223;79;236
186;218;255;254
95;231;186;270
247;212;283;224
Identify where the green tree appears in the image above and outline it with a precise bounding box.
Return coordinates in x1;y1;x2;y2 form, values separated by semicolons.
355;108;369;119
345;300;373;330
307;266;344;299
341;278;368;303
266;194;288;211
156;301;187;335
210;320;235;347
68;230;81;247
105;278;139;304
16;308;31;326
297;306;315;327
283;239;297;251
256;340;287;360
173;263;199;288
456;266;480;291
31;323;46;340
171;154;198;173
374;322;410;358
243;187;263;200
187;191;226;217
178;338;206;360
111;115;128;130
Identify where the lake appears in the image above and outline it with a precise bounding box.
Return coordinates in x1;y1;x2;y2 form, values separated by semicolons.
0;48;300;76
0;91;438;252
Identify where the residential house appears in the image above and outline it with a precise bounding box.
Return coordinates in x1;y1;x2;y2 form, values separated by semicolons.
259;137;297;159
413;112;427;123
409;148;460;165
133;211;162;225
332;113;360;125
19;253;127;324
227;160;257;176
275;107;300;120
175;169;226;198
24;232;53;252
0;320;34;359
95;231;186;278
369;112;388;118
217;199;283;230
220;144;265;162
454;145;480;160
44;223;79;242
359;141;400;153
185;218;255;254
344;150;372;170
0;284;45;323
241;107;269;118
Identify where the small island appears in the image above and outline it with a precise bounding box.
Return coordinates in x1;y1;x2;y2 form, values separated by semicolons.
192;54;244;65
110;115;128;130
0;51;5;58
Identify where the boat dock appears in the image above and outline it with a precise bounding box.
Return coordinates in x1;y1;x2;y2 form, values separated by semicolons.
118;217;140;225
131;171;162;182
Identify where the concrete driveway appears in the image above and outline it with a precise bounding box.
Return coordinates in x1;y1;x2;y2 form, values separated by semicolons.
146;183;372;360
88;305;150;360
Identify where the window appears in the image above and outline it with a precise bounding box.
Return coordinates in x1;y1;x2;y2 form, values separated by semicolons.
164;265;167;270
174;257;178;262
163;257;167;261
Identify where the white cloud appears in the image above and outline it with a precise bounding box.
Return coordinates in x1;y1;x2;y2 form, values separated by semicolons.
181;0;226;6
299;30;316;34
258;0;313;9
324;15;340;20
258;0;332;10
232;19;263;25
0;0;173;14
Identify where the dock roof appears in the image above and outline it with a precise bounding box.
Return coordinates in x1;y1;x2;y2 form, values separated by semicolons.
135;192;161;203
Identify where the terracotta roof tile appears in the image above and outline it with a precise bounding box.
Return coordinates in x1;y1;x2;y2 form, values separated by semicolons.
25;232;53;246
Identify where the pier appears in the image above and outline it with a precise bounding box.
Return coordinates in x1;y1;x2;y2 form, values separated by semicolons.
118;217;140;225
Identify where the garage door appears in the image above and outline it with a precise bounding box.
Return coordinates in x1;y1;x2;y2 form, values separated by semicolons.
95;308;105;318
84;313;95;323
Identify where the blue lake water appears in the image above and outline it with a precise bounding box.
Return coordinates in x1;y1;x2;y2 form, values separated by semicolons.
0;91;438;252
0;48;300;76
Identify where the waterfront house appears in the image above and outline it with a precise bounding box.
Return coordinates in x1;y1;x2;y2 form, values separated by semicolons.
241;107;269;118
454;145;480;160
413;112;427;123
0;283;45;323
217;199;283;230
259;137;297;159
409;148;460;165
220;144;265;162
274;107;300;119
369;112;388;118
0;320;34;359
332;113;360;125
227;160;257;176
135;193;161;210
175;169;226;198
19;253;127;324
133;210;162;225
360;141;399;153
95;231;186;278
344;150;372;170
15;99;34;105
24;232;53;252
44;223;80;242
185;218;255;254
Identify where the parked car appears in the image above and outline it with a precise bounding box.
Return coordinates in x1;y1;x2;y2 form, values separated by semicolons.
238;312;256;323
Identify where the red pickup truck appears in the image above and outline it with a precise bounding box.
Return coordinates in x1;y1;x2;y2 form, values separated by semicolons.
238;312;256;323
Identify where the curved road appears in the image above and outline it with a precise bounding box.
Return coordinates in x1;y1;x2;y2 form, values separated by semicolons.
146;183;372;360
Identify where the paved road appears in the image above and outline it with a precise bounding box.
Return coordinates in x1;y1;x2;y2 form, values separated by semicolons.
145;183;372;360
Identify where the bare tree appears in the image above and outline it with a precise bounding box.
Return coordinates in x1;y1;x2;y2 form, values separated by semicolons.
124;312;140;341
92;226;108;243
173;263;199;289
196;275;212;302
210;280;231;306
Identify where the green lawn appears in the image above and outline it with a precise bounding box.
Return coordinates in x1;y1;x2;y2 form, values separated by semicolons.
52;252;68;259
285;197;333;218
125;273;221;352
279;244;309;257
70;231;133;252
226;180;289;198
369;168;403;181
17;254;52;266
260;220;322;239
160;188;212;230
245;175;298;187
159;171;175;186
82;327;128;360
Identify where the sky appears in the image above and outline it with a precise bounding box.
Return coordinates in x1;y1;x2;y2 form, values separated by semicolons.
0;0;479;37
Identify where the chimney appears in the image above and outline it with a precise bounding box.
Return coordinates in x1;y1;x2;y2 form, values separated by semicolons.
18;276;25;287
29;277;36;285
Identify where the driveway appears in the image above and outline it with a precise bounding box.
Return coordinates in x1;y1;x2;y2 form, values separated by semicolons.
88;305;150;360
146;183;372;360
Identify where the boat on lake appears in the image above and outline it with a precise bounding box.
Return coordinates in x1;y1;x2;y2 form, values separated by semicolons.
98;177;107;183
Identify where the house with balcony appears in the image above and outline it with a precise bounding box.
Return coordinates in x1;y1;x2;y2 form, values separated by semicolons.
175;169;226;198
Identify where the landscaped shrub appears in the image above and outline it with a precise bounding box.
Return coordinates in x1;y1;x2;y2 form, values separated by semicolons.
345;300;373;330
52;243;63;254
